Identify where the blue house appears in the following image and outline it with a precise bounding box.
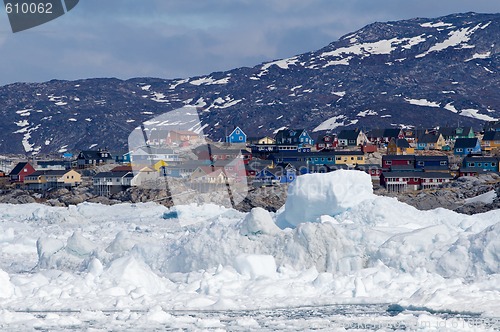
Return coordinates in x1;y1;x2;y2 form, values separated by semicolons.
226;126;247;144
275;129;314;147
253;167;280;186
414;155;449;172
269;152;337;166
460;156;499;176
274;163;298;183
453;138;481;156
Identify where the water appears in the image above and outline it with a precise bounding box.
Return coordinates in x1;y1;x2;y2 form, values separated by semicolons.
12;304;500;331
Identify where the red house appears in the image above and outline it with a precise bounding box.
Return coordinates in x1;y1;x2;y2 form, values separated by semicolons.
9;162;36;182
381;155;415;170
316;134;338;150
381;171;453;192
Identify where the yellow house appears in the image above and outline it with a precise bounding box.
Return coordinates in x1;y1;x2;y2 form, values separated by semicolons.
482;131;500;152
24;169;81;190
334;151;365;165
387;138;415;155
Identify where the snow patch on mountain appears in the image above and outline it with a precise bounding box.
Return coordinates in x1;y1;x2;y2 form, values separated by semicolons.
190;76;230;86
404;98;440;107
321;36;429;59
313;115;346;132
262;56;299;70
357;110;378;117
459;109;498;121
420;21;454;28
416;24;485;58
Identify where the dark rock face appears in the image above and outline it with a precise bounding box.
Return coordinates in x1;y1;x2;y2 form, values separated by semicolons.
1;12;498;154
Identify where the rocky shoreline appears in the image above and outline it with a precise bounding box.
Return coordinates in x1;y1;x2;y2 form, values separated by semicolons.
0;173;498;215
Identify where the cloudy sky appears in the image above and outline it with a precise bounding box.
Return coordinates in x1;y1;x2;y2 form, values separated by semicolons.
0;0;499;85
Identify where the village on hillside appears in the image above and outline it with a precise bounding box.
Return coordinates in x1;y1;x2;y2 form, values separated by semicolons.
1;120;500;199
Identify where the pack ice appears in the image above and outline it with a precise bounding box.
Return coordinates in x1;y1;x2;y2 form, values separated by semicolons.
0;170;499;329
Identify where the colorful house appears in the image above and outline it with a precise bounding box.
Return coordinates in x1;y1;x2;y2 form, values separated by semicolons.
166;130;201;145
459;156;499;176
77;149;113;169
366;128;404;144
190;166;230;184
226;126;247;144
316;134;338;150
381;171;453;192
333;151;365;166
439;127;475;142
275;129;314;146
9;162;36;182
481;131;500;152
453;138;481;156
270;152;337;166
24;169;81;191
416;133;446;150
93;171;134;196
381;155;415;170
253;167;280;186
337;129;367;147
414;155;449;172
387;138;414;155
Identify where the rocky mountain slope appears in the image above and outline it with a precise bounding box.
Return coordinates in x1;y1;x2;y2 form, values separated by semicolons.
0;12;498;154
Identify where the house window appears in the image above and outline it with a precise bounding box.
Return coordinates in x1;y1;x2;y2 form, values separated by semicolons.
492;162;497;167
414;178;419;181
469;162;475;167
417;161;424;166
357;157;363;160
336;157;341;161
236;130;240;134
386;161;392;165
440;161;447;166
456;148;463;152
24;168;27;172
239;136;243;141
477;163;482;167
351;157;354;160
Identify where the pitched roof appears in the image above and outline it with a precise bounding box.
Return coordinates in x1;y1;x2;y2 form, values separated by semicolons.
418;133;441;144
10;162;32;175
29;170;71;177
229;126;246;135
483;131;500;141
454;138;479;149
78;150;113;160
94;171;133;178
338;130;361;140
366;128;401;138
394;138;410;148
440;127;474;138
275;129;306;139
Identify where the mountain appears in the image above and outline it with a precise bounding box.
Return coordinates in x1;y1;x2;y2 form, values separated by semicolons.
0;12;499;154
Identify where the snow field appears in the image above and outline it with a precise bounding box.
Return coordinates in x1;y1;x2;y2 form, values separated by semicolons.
0;170;499;329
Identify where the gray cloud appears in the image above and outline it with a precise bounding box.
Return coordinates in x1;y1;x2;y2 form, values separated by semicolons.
0;0;499;85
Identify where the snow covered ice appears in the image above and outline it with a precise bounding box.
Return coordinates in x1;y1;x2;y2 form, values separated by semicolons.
0;170;499;330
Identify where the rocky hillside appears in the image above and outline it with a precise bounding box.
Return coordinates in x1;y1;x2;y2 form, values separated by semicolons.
0;12;498;154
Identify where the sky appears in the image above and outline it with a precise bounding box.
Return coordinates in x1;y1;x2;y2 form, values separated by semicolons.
0;0;499;86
